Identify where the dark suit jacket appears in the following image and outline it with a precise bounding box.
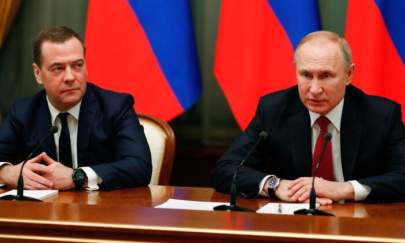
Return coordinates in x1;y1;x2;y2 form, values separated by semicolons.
214;85;405;202
0;83;152;190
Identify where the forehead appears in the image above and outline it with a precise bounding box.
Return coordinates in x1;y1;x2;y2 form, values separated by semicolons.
40;38;84;65
295;40;344;70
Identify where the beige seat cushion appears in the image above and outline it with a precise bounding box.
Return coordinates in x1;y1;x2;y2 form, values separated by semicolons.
140;118;167;185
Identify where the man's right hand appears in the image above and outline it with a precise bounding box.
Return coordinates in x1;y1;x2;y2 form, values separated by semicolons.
274;179;296;202
0;152;53;189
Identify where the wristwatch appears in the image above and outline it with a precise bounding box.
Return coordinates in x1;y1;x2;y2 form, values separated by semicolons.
266;175;280;198
72;168;87;189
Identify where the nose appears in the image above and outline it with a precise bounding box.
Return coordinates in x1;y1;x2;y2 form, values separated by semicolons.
64;66;75;82
309;80;322;95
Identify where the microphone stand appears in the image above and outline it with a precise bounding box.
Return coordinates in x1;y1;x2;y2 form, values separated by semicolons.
0;126;58;201
294;133;334;216
214;131;268;212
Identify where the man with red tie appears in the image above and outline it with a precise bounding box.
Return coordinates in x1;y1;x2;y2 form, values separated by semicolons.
214;31;405;204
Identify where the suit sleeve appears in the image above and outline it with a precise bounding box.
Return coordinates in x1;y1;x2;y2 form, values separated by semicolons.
90;96;152;190
0;103;25;163
358;104;405;202
213;98;270;198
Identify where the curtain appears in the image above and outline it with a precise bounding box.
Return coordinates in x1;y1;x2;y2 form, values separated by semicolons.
0;0;21;48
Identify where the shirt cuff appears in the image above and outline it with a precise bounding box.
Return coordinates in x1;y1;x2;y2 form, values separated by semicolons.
349;180;371;201
259;175;272;197
81;167;102;191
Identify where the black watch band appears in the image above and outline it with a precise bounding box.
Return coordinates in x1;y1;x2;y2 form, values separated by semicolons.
72;168;87;189
266;175;280;198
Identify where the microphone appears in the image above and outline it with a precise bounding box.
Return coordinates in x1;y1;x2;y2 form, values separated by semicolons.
214;131;268;212
0;126;58;201
294;132;334;216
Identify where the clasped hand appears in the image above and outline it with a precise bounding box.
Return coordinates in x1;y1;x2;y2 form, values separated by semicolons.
274;177;354;205
3;152;75;190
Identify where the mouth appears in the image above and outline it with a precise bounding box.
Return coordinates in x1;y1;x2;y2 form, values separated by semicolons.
307;99;326;106
61;88;80;93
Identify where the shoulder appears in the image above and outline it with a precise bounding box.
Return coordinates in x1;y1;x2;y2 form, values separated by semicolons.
258;85;301;113
8;90;47;119
260;85;298;103
87;83;133;103
85;83;134;110
346;85;401;115
83;83;138;122
345;85;401;122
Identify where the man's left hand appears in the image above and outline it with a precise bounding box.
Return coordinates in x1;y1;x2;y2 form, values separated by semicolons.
40;153;75;190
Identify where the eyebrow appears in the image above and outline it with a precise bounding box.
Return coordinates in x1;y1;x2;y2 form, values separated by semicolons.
48;59;84;68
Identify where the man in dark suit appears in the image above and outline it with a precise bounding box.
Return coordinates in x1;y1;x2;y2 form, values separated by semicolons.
0;26;151;191
214;31;405;203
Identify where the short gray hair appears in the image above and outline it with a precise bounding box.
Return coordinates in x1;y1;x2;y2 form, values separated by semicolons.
294;31;352;70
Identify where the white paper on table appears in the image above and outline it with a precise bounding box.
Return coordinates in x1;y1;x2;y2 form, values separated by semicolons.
0;189;58;200
155;198;227;211
257;202;319;215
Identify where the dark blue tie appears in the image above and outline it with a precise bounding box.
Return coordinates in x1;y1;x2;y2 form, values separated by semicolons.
58;112;72;167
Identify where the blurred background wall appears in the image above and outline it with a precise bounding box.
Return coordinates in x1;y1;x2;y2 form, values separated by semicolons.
0;0;347;186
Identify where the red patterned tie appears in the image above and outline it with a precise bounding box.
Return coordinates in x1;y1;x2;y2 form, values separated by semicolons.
313;116;334;181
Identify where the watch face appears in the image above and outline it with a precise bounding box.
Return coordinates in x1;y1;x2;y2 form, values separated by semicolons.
73;169;86;188
268;176;279;189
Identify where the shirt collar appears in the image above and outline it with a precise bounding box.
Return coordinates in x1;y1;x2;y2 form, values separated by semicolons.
309;98;344;132
46;97;82;125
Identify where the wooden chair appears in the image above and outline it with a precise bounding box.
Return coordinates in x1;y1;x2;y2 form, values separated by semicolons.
138;114;175;185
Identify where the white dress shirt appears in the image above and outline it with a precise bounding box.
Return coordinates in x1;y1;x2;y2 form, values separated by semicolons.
47;97;101;190
260;99;371;201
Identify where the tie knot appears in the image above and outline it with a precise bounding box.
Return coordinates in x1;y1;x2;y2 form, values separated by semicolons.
316;116;330;132
58;112;69;122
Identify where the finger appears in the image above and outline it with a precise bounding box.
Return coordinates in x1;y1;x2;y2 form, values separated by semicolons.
297;187;312;202
288;178;313;197
29;163;52;174
27;152;46;164
292;185;311;202
41;153;57;165
288;178;305;188
316;197;333;206
24;178;51;190
313;178;330;198
288;182;307;197
303;197;333;206
289;177;312;189
23;170;53;188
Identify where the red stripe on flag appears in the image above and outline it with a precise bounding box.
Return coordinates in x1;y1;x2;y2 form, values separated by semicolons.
85;0;183;121
215;0;296;129
346;0;405;120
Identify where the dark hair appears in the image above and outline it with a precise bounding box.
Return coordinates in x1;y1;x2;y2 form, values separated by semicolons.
33;26;85;67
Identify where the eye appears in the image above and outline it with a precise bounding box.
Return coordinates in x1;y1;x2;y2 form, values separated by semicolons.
300;71;312;79
320;73;329;79
319;72;335;80
50;65;64;73
73;62;84;70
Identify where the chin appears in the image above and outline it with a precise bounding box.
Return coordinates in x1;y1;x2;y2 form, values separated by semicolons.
62;96;82;108
307;106;329;115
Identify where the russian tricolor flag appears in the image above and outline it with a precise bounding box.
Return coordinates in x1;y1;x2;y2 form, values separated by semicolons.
85;0;202;121
214;0;320;129
345;0;405;121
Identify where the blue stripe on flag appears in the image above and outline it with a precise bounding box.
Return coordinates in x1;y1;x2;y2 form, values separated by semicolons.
128;0;202;109
375;0;405;63
267;0;320;49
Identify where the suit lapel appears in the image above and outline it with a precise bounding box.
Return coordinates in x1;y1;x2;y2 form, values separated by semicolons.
77;85;96;164
37;95;57;160
287;101;313;177
340;87;362;180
